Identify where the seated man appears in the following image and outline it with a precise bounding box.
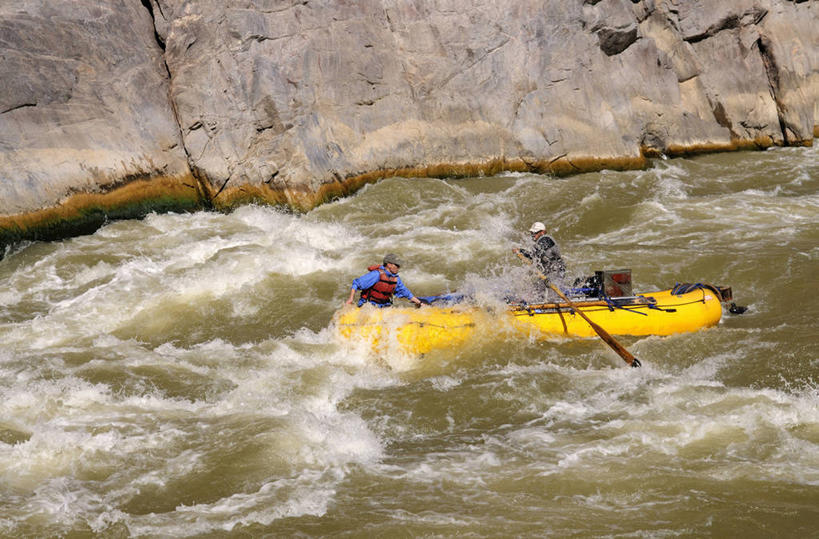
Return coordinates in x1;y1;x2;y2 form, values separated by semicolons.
346;253;423;308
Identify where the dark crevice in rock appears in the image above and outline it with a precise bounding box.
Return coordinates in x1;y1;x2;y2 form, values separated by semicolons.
140;0;165;50
138;0;213;205
756;35;790;145
153;0;166;19
684;15;741;43
264;170;280;185
684;7;767;44
211;176;232;201
757;37;780;93
1;102;36;115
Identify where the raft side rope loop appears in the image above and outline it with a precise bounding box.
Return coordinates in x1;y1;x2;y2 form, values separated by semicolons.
672;282;723;300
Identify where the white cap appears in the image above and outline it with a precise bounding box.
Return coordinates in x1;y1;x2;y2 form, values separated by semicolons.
529;222;546;233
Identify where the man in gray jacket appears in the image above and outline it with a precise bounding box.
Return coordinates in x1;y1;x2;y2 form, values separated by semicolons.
514;221;567;283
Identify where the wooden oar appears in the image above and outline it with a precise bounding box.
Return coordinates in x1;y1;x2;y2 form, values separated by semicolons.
516;252;641;367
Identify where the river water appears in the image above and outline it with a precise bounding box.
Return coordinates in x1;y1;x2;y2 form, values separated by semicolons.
1;145;817;536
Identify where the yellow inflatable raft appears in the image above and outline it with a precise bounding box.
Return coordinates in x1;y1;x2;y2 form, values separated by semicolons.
333;284;730;355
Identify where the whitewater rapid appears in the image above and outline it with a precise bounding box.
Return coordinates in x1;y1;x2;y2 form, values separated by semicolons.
1;144;817;536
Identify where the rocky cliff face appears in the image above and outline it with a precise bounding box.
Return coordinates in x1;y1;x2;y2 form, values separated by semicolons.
0;1;197;246
1;0;817;252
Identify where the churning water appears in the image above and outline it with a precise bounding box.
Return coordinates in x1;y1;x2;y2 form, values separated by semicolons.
1;145;817;536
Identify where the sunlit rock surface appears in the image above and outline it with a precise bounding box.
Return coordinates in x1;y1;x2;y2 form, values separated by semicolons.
0;3;194;211
1;0;817;251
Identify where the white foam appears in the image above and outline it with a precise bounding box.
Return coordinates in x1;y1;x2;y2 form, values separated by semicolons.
120;471;336;535
430;375;462;391
1;145;816;534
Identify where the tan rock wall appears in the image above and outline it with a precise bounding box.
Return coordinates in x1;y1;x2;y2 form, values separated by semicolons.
1;0;816;252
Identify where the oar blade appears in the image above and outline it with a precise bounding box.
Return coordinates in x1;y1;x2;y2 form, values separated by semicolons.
569;299;640;367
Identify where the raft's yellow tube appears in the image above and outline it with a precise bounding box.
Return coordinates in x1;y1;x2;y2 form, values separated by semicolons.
333;288;724;355
510;287;723;339
334;304;480;355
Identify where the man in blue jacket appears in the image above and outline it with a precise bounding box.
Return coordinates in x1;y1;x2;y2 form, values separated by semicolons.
346;253;423;308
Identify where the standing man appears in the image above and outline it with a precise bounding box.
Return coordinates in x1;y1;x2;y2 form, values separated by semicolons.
514;222;567;281
346;253;423;308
